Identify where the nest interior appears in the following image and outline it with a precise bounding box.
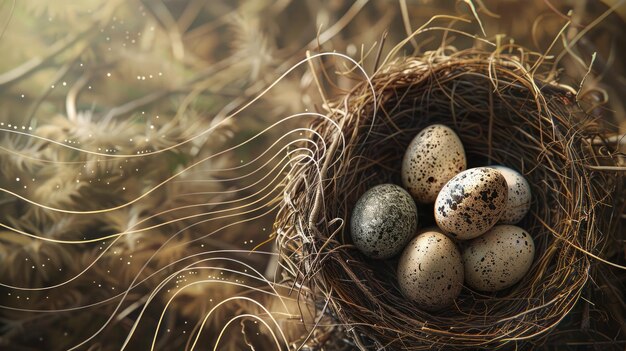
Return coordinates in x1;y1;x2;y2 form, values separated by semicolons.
276;48;620;350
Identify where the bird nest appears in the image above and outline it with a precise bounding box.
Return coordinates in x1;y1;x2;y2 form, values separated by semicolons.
274;47;621;350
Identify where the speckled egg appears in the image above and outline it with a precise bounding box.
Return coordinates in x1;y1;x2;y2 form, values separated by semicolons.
463;225;535;291
401;124;466;204
435;167;508;240
489;166;531;224
350;184;418;259
397;231;464;311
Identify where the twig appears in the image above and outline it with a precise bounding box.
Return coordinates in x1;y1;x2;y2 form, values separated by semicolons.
0;24;97;89
0;0;15;41
144;0;185;61
25;49;91;124
66;73;92;123
399;0;418;49
305;0;369;49
372;31;387;74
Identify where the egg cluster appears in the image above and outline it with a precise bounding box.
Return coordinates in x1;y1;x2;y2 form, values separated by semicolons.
350;124;535;311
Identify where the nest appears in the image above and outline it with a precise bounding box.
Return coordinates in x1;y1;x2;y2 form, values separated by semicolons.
275;47;621;350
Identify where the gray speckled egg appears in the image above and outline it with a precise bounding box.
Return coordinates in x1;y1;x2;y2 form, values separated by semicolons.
401;124;466;204
397;231;464;311
489;166;531;224
435;167;508;240
463;225;535;292
350;184;418;259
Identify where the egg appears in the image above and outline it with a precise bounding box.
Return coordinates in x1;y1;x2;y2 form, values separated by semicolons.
435;167;508;240
397;231;464;311
350;184;418;259
463;225;535;292
401;124;466;204
489;166;531;224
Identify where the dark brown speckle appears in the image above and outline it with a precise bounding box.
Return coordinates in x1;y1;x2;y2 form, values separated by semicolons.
434;167;508;240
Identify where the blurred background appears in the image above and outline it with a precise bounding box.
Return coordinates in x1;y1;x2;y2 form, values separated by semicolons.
0;0;624;350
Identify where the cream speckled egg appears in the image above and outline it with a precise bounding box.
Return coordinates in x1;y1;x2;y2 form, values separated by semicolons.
463;225;535;292
397;231;464;311
490;166;531;224
350;184;418;259
435;167;508;240
401;124;466;204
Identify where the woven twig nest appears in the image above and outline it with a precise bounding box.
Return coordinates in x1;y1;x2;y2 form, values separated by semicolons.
275;48;620;350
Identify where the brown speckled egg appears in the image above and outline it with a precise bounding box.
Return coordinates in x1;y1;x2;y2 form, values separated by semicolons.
490;166;531;224
401;124;466;204
463;225;535;291
397;231;464;311
435;167;508;240
350;184;418;259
